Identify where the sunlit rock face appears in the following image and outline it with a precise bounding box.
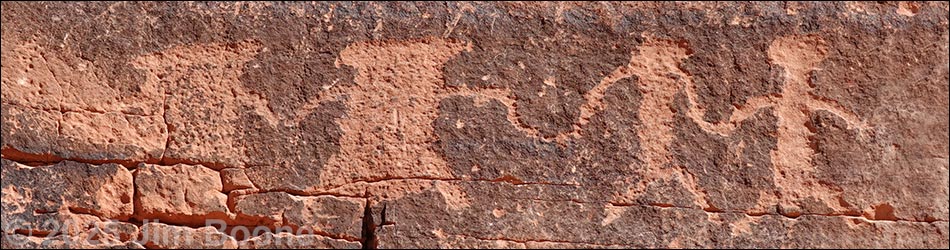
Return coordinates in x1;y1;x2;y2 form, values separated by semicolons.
2;2;948;249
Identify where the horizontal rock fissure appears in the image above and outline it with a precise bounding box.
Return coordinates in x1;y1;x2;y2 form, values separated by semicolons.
322;176;580;191
1;146;230;170
5;150;945;226
11;229;53;238
240;189;370;199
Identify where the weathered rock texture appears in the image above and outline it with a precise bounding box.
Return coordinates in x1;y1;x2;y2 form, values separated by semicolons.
2;1;948;249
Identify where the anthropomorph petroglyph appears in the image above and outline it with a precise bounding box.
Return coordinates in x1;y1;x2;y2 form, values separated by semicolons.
128;35;869;214
514;34;871;213
131;39;513;206
423;35;717;209
314;39;465;190
680;35;871;213
601;37;714;209
310;38;517;205
309;37;713;209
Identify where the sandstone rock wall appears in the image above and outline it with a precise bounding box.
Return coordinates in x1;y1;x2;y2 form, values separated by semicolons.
1;2;948;249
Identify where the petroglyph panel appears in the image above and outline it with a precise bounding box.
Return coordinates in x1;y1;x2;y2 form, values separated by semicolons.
2;2;947;249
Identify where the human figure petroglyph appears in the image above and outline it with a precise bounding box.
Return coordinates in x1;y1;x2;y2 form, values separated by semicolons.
128;38;707;211
308;35;717;209
131;39;507;205
309;38;519;205
679;34;870;213
603;37;714;208
450;33;870;213
569;34;871;213
129;35;870;214
313;39;467;189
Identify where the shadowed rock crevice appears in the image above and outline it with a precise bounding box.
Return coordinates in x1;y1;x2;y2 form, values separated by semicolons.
1;146;228;170
361;201;378;250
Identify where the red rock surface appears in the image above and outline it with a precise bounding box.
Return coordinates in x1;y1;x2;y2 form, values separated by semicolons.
1;2;948;249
